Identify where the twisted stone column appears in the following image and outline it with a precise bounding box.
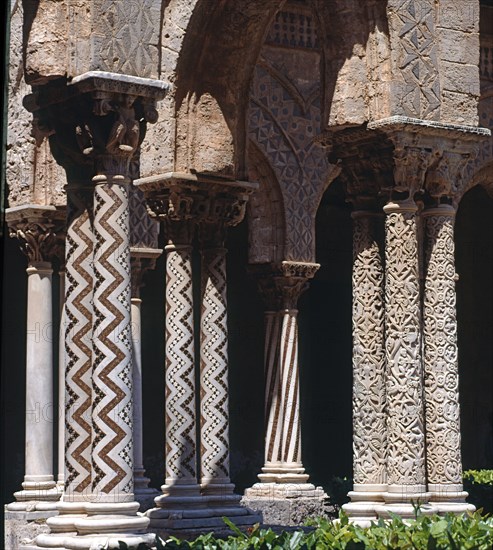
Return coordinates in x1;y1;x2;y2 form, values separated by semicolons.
6;207;63;514
343;211;387;525
376;198;430;518
199;225;237;503
246;262;325;503
422;204;474;513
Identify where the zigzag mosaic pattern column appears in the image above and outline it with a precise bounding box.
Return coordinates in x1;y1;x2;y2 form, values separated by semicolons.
199;235;236;501
155;221;202;509
91;179;134;501
422;204;474;514
63;187;94;503
344;211;387;525
376;198;430;518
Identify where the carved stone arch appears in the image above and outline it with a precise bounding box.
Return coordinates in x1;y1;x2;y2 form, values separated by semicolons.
247;141;286;265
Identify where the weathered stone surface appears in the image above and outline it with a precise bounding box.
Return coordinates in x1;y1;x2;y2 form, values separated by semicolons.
4;512;53;550
241;496;335;526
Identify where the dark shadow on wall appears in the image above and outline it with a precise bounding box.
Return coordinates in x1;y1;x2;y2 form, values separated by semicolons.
456;185;493;470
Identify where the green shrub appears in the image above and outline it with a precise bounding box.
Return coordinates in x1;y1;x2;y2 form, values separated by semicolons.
464;470;493;515
149;511;493;550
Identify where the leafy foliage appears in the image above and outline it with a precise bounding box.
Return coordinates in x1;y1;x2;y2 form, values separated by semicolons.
145;511;493;550
463;470;493;514
463;470;493;486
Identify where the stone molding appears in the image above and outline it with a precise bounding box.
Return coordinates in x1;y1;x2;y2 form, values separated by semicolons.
130;247;162;299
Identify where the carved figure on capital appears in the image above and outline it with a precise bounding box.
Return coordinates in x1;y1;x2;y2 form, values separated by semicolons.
9;218;65;265
425;151;473;202
392;145;434;196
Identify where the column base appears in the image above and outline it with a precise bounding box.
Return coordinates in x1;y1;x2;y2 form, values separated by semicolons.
342;484;387;526
146;504;261;538
134;472;159;512
375;485;433;519
9;481;62;508
428;485;476;515
245;482;326;499
30;501;154;550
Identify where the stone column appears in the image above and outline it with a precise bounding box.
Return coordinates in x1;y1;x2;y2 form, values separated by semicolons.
376;198;431;518
343;211;387;525
245;262;326;515
46;185;96;539
57;265;66;491
6;206;63;514
198;223;238;504
130;252;161;510
422;204;474;513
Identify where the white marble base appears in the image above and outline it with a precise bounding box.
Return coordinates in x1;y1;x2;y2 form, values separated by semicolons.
245;482;326;499
342;484;386;525
428;486;476;514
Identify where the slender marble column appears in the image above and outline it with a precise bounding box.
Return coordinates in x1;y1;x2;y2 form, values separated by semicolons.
344;212;387;525
376;198;431;518
6;210;61;513
130;254;160;508
19;262;58;503
422;204;474;514
152;219;203;513
57;266;66;491
199;229;237;502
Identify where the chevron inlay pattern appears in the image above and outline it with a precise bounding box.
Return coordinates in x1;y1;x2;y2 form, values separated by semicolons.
165;245;197;482
64;190;94;497
92;183;134;496
279;310;302;465
200;249;230;482
264;311;283;465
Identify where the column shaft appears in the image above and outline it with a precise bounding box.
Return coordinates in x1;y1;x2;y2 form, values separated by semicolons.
160;241;200;499
91;179;134;502
344;212;386;524
58;268;66;489
63;188;94;502
131;297;145;484
200;246;235;496
378;199;429;516
23;262;57;494
422;205;473;513
263;311;283;471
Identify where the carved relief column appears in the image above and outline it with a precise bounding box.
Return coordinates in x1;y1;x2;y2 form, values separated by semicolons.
422;152;475;513
6;206;64;513
376;195;431;517
343;209;387;525
422;203;473;513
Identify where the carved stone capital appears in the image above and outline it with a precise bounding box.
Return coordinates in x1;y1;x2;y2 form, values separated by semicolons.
130;247;162;299
251;261;319;310
425;151;474;202
6;205;66;265
24;71;168;182
136;172;258;229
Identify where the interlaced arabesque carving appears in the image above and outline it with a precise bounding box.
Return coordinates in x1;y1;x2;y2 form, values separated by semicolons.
352;215;387;486
249;64;331;261
165;245;197;481
384;206;426;487
64;189;94;496
92;183;133;495
200;248;230;480
388;0;440;119
423;212;463;485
